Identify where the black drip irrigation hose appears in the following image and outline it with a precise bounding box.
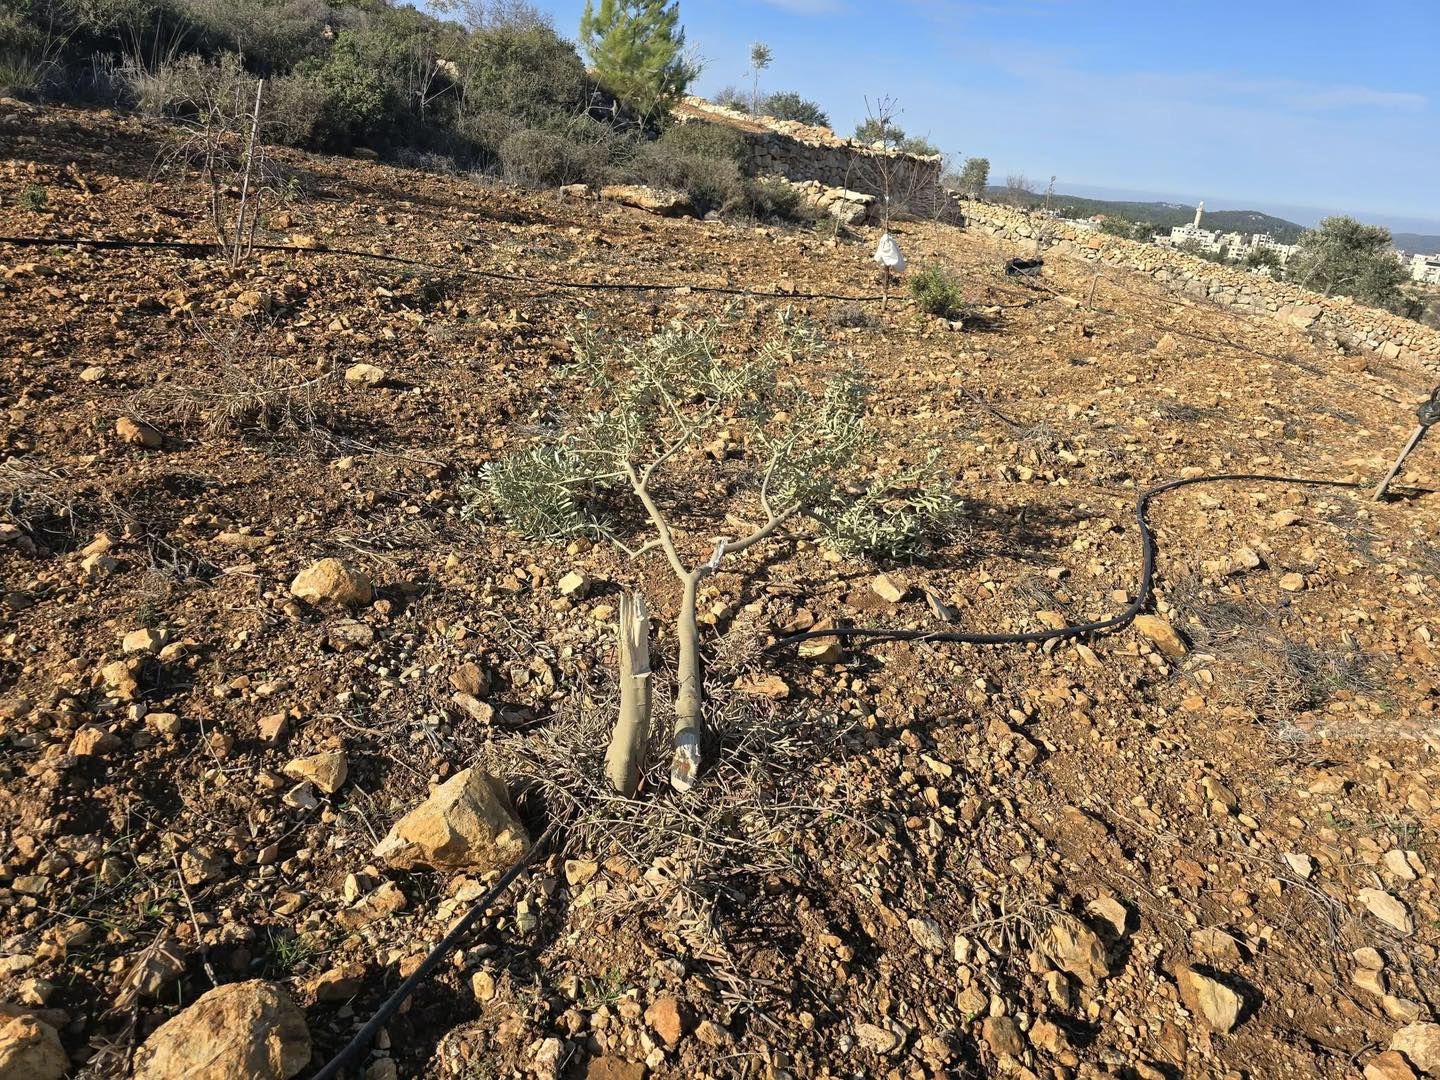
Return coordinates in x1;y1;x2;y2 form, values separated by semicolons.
0;234;892;304
309;473;1363;1078
308;821;559;1080
769;473;1362;653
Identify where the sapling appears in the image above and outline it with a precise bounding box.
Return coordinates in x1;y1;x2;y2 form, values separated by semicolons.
471;314;961;793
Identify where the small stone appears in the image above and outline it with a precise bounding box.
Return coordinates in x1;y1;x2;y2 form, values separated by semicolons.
1177;967;1242;1033
1283;853;1314;879
557;571;590;597
69;724;121;757
737;674;790;699
132;980;309;1080
854;1022;898;1054
643;994;689;1047
123;627;165;654
451;692;494;723
1359;888;1414;935
0;1012;67;1080
344;363;387;385
373;767;529;873
1384;849;1418;882
1279;572;1306;592
116;417;162;448
1133;614;1187;658
449;663;489;698
284;752;348;794
564;859;598;887
290;559;373;606
1366;1050;1420;1080
906;917;947;954
307;962;366;1003
871;574;905;603
982;1015;1024;1057
1391;1022;1440;1075
1048;920;1109;986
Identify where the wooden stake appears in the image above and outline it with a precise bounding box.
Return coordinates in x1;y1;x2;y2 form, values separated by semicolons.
1373;424;1428;500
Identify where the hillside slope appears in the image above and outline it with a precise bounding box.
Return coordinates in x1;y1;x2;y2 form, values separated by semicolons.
985;188;1308;241
3;103;1440;1080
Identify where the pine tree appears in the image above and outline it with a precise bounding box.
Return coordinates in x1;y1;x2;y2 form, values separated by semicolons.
579;0;698;118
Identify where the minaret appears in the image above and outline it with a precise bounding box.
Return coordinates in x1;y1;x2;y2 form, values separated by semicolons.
1193;201;1204;229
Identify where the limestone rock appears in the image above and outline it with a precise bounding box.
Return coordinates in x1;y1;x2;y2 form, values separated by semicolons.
0;1012;67;1080
123;627;165;654
1133;614;1187;658
599;184;694;217
284;752;348;794
982;1015;1024;1057
643;994;689;1047
344;363;387;386
871;574;906;603
1367;1050;1420;1080
1177;967;1242;1033
290;559;373;606
1047;920;1109;986
1392;1022;1440;1075
133;980;310;1080
373;768;529;873
854;1022;898;1054
116;417;163;449
69;724;122;757
1359;888;1414;935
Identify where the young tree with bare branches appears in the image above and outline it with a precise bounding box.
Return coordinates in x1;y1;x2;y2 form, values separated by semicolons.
471;315;961;794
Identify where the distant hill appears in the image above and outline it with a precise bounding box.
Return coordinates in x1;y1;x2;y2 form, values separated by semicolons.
982;188;1308;243
1395;233;1440;255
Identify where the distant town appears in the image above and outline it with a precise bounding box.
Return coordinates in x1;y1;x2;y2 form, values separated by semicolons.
1058;201;1440;284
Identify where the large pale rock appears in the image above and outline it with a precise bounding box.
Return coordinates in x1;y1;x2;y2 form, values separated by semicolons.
1392;1022;1440;1075
1360;888;1414;935
599;184;694;217
1133;614;1187;658
373;768;529;872
133;980;310;1080
0;1012;67;1080
289;559;373;606
284;752;348;794
1177;966;1242;1033
1047;920;1109;986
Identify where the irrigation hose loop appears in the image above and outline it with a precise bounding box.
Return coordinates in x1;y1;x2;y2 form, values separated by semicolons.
308;820;560;1080
1417;386;1440;428
768;473;1362;654
0;235;891;304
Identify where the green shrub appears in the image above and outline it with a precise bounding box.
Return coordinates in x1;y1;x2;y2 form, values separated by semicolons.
630;139;741;215
654;120;745;163
762;90;828;127
737;176;815;224
261;69;332;146
176;0;335;74
458;22;590;127
20;185;49;211
499;126;611;187
908;264;971;320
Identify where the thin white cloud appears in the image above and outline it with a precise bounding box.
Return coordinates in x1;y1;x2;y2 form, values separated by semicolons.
757;0;847;13
1281;85;1425;111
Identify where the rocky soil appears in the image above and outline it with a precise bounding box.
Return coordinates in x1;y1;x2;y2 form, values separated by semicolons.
2;101;1440;1080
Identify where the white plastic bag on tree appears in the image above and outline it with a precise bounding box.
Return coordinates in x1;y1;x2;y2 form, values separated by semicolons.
873;232;906;272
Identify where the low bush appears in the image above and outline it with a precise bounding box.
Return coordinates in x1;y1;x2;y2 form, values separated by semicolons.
908;263;971;320
499;125;611;188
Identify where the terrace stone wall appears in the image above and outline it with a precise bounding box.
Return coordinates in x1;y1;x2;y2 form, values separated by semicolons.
958;199;1440;376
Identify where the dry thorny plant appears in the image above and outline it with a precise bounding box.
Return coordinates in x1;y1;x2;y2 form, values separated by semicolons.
130;315;337;443
1176;587;1388;725
150;56;292;267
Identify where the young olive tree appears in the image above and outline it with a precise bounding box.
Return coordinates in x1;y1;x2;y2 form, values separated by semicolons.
472;316;960;794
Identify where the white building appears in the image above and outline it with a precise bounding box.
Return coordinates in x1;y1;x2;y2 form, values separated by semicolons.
1410;253;1440;285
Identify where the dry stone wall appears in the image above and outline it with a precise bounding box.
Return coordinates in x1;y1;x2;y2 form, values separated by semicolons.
675;98;944;215
960;199;1440;376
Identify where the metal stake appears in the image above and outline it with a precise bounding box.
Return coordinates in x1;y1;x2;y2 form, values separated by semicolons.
1373;386;1440;500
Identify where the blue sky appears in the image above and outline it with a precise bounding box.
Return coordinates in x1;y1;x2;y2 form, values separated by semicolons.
517;0;1440;233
